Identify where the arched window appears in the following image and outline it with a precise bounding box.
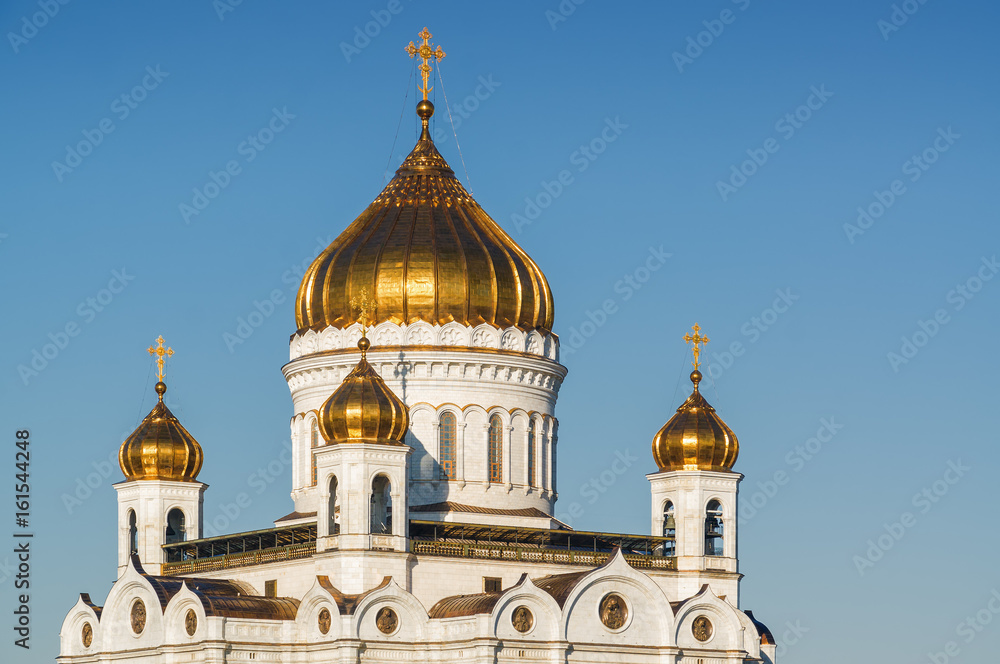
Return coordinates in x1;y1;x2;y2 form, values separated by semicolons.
527;420;537;487
488;414;503;483
165;508;185;545
328;475;340;535
310;419;320;486
705;499;724;557
370;475;391;534
439;412;457;480
127;509;138;555
662;501;676;556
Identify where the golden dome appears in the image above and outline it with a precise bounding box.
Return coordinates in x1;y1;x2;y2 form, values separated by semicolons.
652;370;739;472
119;382;204;481
318;336;409;444
294;100;554;336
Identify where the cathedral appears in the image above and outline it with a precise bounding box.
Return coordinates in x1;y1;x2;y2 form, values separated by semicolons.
58;29;778;664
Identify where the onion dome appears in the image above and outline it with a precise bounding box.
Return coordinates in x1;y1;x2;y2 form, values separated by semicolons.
119;382;204;481
294;97;554;336
651;370;739;472
318;334;409;444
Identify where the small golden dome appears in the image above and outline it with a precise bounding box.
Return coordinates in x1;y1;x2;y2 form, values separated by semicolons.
294;101;554;336
652;371;739;472
119;382;204;481
318;337;409;444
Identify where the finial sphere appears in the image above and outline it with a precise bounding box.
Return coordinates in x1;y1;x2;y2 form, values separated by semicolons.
358;336;371;353
416;99;434;120
155;381;167;396
690;370;702;385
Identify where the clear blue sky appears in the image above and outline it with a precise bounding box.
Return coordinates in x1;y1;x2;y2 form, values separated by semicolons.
2;1;998;662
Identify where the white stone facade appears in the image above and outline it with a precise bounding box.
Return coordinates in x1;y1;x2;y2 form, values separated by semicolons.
113;480;205;576
60;551;774;664
283;321;566;523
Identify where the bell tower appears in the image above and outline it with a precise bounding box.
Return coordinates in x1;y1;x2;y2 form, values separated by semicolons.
114;337;206;576
647;326;742;600
311;296;412;584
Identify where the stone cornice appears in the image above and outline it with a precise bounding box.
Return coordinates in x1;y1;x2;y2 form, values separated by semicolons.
283;347;567;395
289;321;561;362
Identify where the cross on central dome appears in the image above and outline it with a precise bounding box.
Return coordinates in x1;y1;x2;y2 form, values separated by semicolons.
294;31;554;336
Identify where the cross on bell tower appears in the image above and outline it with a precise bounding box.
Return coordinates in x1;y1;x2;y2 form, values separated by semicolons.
147;335;174;382
684;324;710;370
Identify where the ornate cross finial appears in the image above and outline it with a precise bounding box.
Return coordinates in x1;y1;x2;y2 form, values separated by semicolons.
351;289;376;335
405;27;445;101
683;324;710;370
147;335;174;383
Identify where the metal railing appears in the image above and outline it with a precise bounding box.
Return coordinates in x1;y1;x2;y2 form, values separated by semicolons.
410;540;676;570
161;541;316;575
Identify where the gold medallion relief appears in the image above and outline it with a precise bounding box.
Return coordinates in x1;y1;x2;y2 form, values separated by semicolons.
376;607;398;634
318;608;331;635
692;615;713;642
511;606;534;633
130;599;146;635
185;609;197;636
599;593;627;630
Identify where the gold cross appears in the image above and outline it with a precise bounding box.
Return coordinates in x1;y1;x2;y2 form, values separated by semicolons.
147;335;174;382
405;27;445;101
351;289;376;335
683;324;710;370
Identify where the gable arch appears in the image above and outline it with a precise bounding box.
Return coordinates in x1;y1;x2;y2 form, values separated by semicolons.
58;595;103;658
559;552;675;646
162;583;207;644
294;577;344;643
101;574;163;649
673;587;749;653
351;578;429;642
491;576;562;643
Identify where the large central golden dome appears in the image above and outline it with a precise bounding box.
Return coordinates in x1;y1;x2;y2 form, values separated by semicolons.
294;100;554;335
